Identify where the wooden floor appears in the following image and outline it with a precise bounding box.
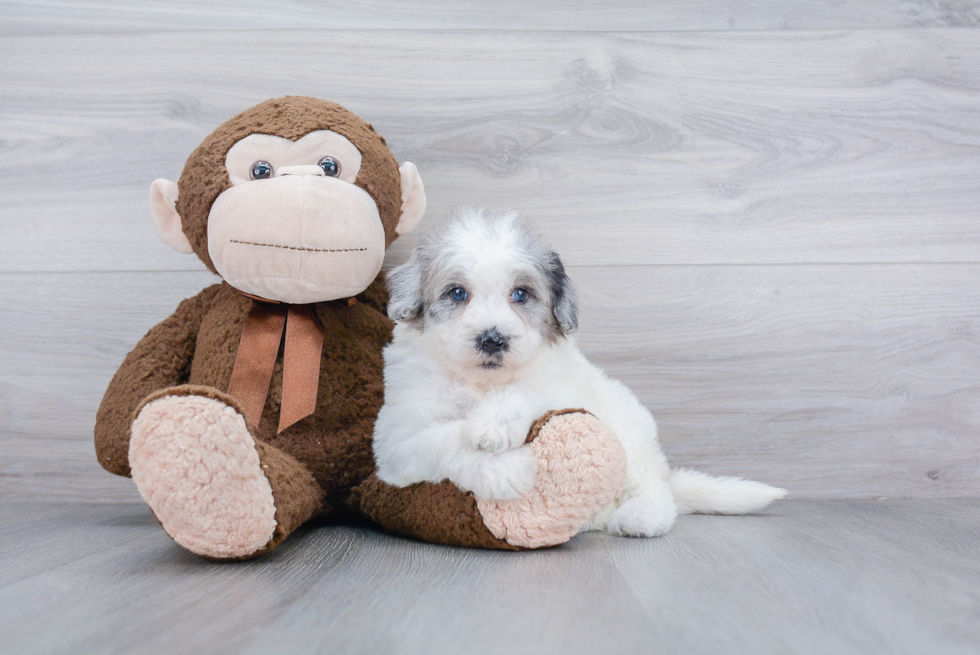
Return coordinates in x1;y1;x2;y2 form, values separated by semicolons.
1;499;977;655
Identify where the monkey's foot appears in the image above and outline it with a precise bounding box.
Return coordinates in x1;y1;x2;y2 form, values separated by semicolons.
475;409;627;548
130;388;277;559
353;409;625;550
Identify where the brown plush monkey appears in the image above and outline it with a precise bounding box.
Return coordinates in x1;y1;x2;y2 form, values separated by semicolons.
95;97;625;559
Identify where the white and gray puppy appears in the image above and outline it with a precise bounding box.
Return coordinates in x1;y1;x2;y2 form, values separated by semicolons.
373;207;785;537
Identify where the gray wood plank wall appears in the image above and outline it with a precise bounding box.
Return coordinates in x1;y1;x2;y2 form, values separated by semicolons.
3;0;979;32
1;2;978;503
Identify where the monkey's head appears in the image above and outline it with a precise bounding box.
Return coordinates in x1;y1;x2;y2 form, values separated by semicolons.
149;97;426;303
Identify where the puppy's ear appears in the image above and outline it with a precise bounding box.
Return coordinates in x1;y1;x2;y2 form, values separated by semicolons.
386;254;425;324
547;251;578;335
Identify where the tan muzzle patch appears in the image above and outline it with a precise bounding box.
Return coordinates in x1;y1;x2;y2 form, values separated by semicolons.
207;174;386;303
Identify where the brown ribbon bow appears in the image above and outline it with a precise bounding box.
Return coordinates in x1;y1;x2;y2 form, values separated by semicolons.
228;300;325;433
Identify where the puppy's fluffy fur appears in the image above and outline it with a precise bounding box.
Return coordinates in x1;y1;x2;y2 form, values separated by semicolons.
373;207;786;537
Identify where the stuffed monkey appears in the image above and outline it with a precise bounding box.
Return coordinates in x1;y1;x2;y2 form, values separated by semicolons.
95;97;626;559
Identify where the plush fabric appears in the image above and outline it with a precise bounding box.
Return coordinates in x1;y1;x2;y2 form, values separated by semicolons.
396;162;426;235
352;409;626;550
95;97;625;559
130;391;278;559
96;285;225;478
98;278;390;519
351;476;519;550
225;131;363;186
207;174;386;303
149;178;193;253
477;410;627;548
131;385;326;559
175;96;404;274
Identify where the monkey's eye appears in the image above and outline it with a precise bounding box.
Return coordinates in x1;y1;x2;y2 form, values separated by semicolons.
511;288;529;303
317;156;341;177
449;287;468;302
250;161;274;180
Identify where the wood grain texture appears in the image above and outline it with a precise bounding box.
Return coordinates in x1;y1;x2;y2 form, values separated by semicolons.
2;15;979;503
584;264;980;499
3;266;978;503
2;29;980;271
2;0;979;34
1;500;977;654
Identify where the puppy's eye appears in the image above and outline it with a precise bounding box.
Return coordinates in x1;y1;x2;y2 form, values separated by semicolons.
317;156;341;178
449;287;468;302
511;288;529;303
250;161;274;180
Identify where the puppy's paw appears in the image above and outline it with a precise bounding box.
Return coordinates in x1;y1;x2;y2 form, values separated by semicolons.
464;396;533;453
465;416;530;454
454;448;538;501
607;493;679;538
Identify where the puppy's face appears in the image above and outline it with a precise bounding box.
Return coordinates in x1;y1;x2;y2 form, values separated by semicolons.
388;208;578;385
424;243;550;376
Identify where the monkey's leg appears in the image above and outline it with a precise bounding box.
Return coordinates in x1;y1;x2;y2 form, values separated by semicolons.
353;409;626;550
129;385;324;560
95;285;221;477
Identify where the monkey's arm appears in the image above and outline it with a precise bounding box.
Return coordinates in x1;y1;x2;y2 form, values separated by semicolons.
94;284;222;477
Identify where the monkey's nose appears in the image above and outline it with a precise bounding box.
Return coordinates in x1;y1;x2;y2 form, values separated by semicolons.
277;165;325;177
478;329;508;355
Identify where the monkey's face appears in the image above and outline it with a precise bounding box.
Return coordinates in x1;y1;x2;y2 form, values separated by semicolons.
148;97;427;305
207;130;386;303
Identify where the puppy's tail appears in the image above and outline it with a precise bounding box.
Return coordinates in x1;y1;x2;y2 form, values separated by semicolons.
668;469;787;515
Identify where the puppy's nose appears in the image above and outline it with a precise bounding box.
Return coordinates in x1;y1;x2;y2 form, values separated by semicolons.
478;329;508;355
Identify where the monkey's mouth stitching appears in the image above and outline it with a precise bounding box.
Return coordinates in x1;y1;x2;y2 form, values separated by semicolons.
230;240;367;253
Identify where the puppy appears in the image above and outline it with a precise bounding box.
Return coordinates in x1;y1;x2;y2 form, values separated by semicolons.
373;207;786;537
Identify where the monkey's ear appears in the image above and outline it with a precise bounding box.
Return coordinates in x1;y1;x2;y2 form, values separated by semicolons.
149;178;194;254
395;162;427;236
